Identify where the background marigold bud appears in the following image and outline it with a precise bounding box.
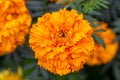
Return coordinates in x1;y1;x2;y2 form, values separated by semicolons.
87;22;119;66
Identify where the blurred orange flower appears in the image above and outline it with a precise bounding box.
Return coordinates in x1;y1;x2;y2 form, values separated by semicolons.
0;67;23;80
87;22;119;66
0;0;32;55
50;0;60;2
29;9;94;75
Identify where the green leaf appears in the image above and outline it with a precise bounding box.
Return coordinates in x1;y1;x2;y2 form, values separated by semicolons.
98;2;108;8
93;34;106;49
67;71;86;80
113;19;120;33
94;29;106;32
40;68;49;80
23;63;35;70
84;15;99;28
54;74;67;80
113;63;120;80
30;67;38;80
79;0;109;13
36;77;45;80
64;3;76;9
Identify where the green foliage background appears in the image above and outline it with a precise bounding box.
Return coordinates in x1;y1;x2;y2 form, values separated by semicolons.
0;0;120;80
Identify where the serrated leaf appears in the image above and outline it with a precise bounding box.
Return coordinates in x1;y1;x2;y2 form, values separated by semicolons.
93;34;106;49
95;4;101;9
101;0;109;4
98;2;108;8
82;0;109;13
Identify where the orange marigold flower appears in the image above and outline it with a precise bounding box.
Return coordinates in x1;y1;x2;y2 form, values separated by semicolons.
0;0;32;55
87;22;119;66
29;9;94;75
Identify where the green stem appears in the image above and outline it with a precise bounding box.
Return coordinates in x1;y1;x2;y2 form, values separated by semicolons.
89;0;95;6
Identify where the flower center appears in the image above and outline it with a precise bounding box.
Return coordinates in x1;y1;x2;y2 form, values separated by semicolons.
59;30;66;38
61;32;65;37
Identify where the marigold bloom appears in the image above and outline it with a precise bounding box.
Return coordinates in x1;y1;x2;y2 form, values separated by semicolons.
29;9;94;75
0;0;32;55
87;22;118;66
0;67;23;80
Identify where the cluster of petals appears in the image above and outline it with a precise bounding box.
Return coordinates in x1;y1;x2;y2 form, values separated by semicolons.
29;9;94;75
87;22;119;66
0;0;32;55
0;67;23;80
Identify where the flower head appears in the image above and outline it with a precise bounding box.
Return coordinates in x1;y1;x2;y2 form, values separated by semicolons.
87;22;118;66
0;0;32;55
29;9;94;75
0;67;23;80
